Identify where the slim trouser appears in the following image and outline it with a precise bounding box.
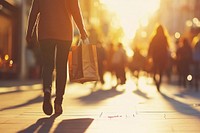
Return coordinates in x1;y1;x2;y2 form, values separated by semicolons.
40;39;72;105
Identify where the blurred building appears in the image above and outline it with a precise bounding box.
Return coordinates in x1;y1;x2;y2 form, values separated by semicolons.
159;0;200;35
133;0;200;52
0;0;199;80
0;0;21;79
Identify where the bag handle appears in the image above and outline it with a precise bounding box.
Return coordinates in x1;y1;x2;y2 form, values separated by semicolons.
78;38;90;45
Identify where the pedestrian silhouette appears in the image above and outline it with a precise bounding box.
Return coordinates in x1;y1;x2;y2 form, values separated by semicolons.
129;48;146;78
111;42;127;85
105;42;115;74
176;38;192;87
26;0;88;115
148;24;169;92
96;41;107;84
192;35;200;91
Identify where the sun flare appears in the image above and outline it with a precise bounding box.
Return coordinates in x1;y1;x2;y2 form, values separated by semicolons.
100;0;160;44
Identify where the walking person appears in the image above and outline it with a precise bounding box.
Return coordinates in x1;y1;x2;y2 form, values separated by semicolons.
193;38;200;91
105;42;115;74
176;38;192;87
111;43;127;86
148;25;169;92
26;0;88;115
96;41;107;85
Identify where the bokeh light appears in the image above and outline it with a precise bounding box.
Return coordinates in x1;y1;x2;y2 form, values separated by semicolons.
187;75;193;81
175;32;181;39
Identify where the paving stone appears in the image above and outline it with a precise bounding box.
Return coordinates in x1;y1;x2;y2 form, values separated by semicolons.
0;77;200;133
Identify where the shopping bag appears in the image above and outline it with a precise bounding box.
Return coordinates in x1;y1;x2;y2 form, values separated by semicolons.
68;43;99;83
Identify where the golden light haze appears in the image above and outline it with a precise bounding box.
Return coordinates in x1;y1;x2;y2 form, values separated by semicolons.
100;0;160;44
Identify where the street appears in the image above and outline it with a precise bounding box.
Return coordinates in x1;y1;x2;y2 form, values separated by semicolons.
0;73;200;133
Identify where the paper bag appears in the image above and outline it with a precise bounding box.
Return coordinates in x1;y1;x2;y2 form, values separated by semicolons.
68;44;99;83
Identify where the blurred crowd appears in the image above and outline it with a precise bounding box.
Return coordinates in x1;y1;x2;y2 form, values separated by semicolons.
26;24;200;92
93;24;200;92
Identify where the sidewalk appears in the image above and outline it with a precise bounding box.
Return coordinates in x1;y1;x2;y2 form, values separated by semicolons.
0;75;200;133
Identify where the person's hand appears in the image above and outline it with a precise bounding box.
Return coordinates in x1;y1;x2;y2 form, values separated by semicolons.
26;33;33;44
82;38;90;45
80;30;88;40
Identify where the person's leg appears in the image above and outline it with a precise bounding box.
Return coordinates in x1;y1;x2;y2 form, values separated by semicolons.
40;40;56;115
54;40;71;114
98;64;105;84
153;65;161;92
152;66;157;86
183;65;189;87
120;67;126;85
157;69;163;92
115;66;121;85
40;40;56;92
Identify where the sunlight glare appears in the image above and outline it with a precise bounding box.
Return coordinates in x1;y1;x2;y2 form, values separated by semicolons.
100;0;160;44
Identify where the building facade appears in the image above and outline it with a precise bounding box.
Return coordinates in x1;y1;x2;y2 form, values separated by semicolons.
0;0;21;79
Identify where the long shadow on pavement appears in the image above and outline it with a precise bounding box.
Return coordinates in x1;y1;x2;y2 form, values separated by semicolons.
17;114;59;133
17;116;93;133
54;118;94;133
161;93;200;118
0;80;42;95
0;80;42;87
77;88;124;104
0;87;41;96
133;88;151;99
0;94;55;111
174;89;200;100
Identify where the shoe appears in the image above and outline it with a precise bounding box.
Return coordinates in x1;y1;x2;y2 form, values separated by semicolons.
54;104;63;115
42;92;53;115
